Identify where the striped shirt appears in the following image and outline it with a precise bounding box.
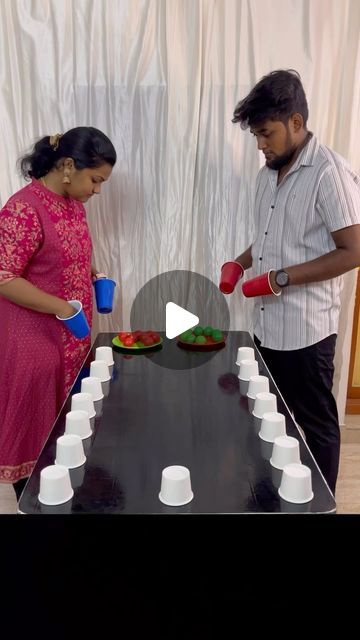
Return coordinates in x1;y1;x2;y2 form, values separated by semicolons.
251;134;360;350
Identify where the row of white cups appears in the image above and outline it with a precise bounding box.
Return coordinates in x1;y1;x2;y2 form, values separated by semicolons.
37;345;193;508
236;346;314;505
38;346;115;506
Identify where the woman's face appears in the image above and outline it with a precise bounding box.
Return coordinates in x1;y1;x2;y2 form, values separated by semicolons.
63;161;113;202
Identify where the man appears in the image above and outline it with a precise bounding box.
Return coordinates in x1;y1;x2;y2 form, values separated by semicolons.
227;69;360;494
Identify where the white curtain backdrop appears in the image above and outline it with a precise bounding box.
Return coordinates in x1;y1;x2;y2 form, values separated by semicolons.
0;0;359;419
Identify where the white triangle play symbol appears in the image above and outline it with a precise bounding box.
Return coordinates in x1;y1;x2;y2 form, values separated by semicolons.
165;302;199;340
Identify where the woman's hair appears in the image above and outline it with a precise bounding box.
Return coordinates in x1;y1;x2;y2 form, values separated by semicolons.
19;126;117;179
232;69;308;129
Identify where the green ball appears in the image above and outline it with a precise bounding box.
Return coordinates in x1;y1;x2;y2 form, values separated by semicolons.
212;329;223;342
195;335;207;344
203;326;213;336
185;333;196;343
193;326;204;336
180;331;191;341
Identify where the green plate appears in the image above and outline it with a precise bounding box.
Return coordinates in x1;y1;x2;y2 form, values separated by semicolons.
112;335;163;354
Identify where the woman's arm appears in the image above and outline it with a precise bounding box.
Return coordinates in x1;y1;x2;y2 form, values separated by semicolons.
0;277;75;318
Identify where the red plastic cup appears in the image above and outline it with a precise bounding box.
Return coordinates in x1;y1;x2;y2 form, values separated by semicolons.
242;270;281;298
219;261;244;294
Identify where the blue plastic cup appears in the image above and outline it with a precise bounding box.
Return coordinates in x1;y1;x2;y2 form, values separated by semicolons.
93;278;116;314
56;300;90;339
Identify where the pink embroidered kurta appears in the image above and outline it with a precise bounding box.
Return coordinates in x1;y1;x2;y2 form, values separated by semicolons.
0;179;93;482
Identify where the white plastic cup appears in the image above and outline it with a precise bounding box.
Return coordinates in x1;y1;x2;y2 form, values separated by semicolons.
252;392;277;418
71;392;96;418
65;410;92;440
236;347;255;365
159;465;194;506
278;463;314;504
247;375;269;411
38;465;74;505
81;376;104;401
247;375;270;399
259;412;286;442
238;359;259;381
55;434;86;469
270;435;301;470
95;346;114;366
90;359;111;382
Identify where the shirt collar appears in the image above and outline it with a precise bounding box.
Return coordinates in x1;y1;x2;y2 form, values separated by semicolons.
297;132;319;167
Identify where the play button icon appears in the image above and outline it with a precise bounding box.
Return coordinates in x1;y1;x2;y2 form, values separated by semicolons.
130;269;230;370
165;302;199;339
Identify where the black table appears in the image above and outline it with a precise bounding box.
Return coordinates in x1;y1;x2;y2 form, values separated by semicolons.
19;332;336;514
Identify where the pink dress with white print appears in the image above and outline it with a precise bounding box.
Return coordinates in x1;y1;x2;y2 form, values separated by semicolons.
0;178;93;482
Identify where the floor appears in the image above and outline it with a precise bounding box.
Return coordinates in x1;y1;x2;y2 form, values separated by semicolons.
1;416;359;515
334;415;360;513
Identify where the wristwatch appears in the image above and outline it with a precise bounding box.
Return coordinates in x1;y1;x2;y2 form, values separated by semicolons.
274;269;290;288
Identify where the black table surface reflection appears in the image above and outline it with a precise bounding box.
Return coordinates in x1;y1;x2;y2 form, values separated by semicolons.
19;332;336;514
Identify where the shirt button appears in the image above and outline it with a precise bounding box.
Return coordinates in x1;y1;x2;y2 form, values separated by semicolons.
261;307;264;311
259;257;262;260
265;232;268;235
271;205;274;209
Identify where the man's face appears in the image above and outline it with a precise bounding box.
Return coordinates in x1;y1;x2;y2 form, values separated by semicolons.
249;118;298;170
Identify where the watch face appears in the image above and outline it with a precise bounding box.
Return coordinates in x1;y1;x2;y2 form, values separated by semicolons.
276;270;289;287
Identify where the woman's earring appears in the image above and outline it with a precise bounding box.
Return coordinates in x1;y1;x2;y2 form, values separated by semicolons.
62;168;71;184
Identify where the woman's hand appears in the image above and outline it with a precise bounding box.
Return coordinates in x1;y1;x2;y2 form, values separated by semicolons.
56;300;77;319
92;272;108;282
91;265;108;282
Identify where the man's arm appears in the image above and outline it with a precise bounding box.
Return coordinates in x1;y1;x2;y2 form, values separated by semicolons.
234;246;252;270
0;277;76;317
273;224;360;288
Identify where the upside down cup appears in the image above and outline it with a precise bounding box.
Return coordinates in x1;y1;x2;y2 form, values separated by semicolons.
38;465;74;506
278;463;314;504
270;435;301;470
95;346;114;367
235;346;255;365
159;466;194;506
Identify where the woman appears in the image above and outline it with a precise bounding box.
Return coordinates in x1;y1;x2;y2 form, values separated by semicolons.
0;126;117;500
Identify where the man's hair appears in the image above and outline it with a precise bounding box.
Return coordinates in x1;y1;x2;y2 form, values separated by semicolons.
232;69;308;129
